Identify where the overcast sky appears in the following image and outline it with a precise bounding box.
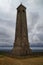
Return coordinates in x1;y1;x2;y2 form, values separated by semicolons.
0;0;43;46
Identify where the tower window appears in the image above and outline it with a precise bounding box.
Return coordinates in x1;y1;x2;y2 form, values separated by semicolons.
18;10;20;13
23;10;25;12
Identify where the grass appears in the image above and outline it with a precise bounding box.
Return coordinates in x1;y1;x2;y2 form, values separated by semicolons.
0;55;43;65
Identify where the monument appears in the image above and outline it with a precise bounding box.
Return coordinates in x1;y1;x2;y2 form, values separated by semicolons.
13;4;32;56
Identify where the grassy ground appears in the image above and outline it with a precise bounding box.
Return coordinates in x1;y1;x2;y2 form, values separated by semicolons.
0;55;43;65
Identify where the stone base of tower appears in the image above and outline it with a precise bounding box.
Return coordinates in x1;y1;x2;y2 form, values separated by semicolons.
12;47;32;56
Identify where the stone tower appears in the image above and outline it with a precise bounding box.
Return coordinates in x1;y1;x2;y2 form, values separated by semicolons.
13;4;32;56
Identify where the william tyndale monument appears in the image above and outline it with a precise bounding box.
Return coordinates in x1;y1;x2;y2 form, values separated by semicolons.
12;4;32;56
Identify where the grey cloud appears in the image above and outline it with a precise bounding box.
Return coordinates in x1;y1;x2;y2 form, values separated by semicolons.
0;28;14;46
37;25;43;32
20;0;28;3
37;34;43;41
35;0;43;6
27;12;39;33
28;11;43;43
0;18;15;28
29;12;39;26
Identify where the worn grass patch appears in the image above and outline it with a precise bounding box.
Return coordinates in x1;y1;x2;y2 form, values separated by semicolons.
0;55;43;65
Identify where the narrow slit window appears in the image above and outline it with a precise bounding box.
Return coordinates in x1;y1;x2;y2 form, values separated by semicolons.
18;10;20;13
23;10;25;12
